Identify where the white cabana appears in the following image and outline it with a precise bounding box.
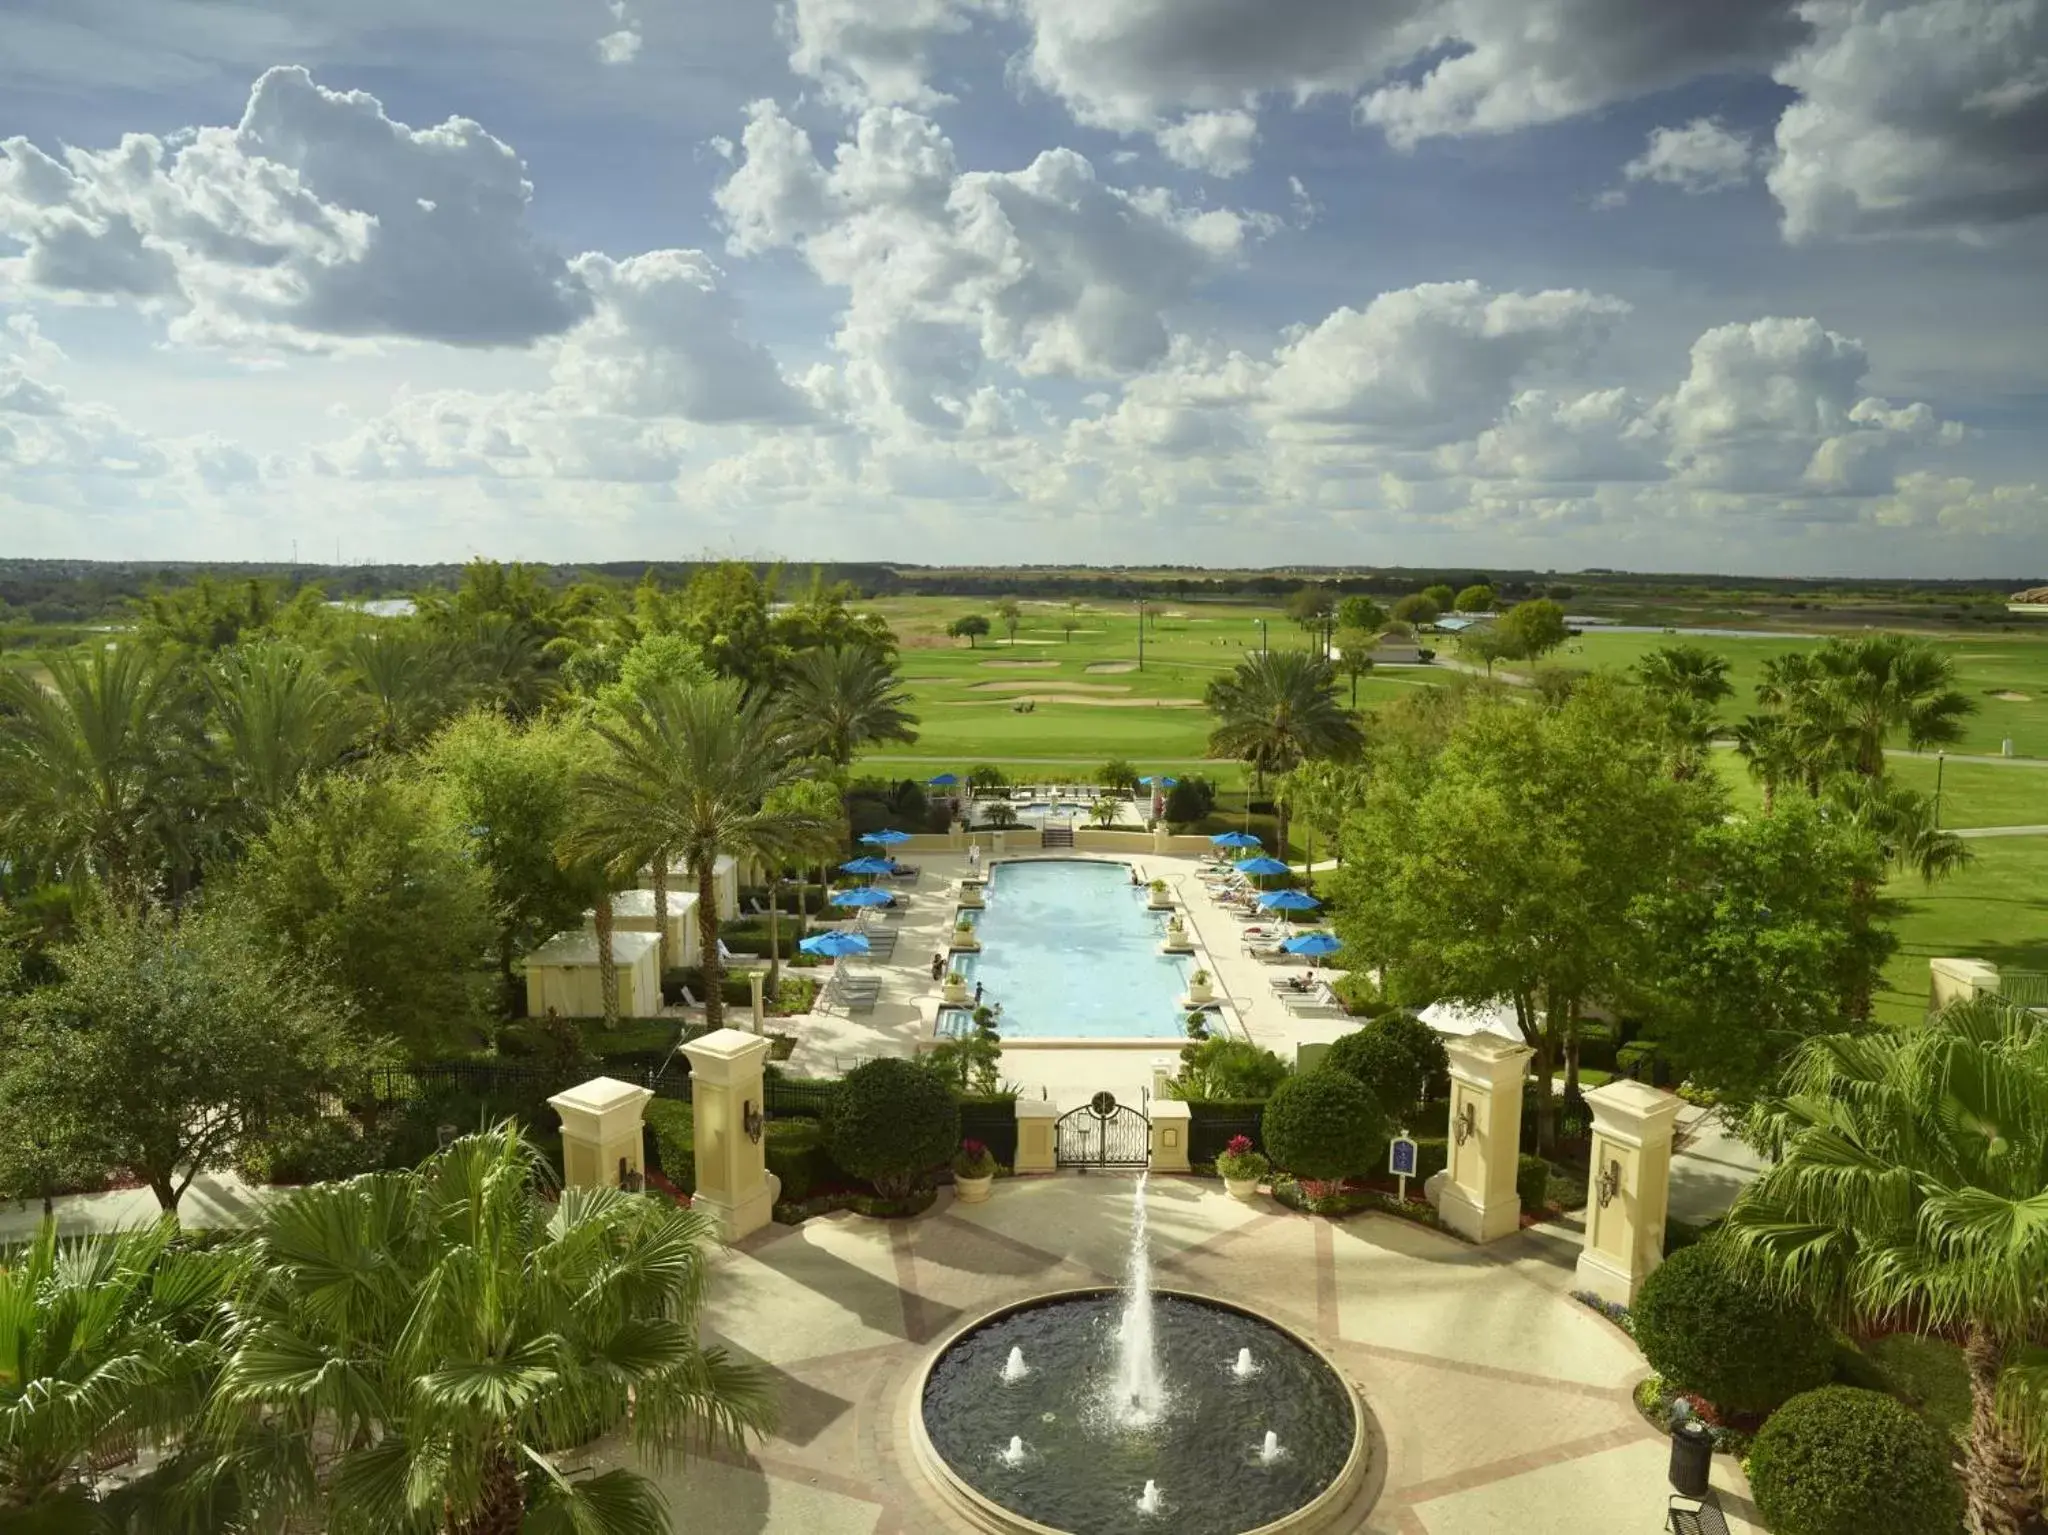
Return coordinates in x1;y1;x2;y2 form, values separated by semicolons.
525;928;664;1019
641;853;739;921
597;888;701;968
1418;997;1525;1045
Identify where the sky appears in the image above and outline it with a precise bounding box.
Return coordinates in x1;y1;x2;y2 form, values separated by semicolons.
1;0;2045;577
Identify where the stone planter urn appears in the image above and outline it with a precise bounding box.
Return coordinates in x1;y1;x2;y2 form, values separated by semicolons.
952;928;981;952
1187;972;1214;1005
1223;1176;1261;1202
953;1173;995;1204
1147;883;1173;911
959;885;986;909
942;977;969;1005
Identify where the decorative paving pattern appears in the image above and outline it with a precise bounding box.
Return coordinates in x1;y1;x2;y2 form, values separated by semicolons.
615;1175;1763;1534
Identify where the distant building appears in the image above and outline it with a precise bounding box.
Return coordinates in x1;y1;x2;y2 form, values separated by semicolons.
2009;586;2048;616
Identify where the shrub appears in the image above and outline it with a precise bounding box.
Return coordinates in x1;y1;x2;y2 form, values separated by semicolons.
1216;1135;1268;1182
1171;1037;1289;1100
966;763;1008;790
1629;1245;1837;1415
765;1117;828;1204
1262;1070;1387;1183
1163;780;1208;826
1320;1015;1450;1119
1747;1386;1963;1535
825;1057;960;1199
952;1139;996;1178
643;1098;695;1191
1097;759;1140;791
237;1115;388;1185
1515;1154;1551;1213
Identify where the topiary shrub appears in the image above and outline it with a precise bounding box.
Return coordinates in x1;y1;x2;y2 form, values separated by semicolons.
643;1098;694;1192
1320;1015;1450;1118
765;1117;828;1204
1629;1245;1836;1415
1262;1070;1387;1184
825;1058;960;1199
1515;1154;1551;1214
1747;1386;1963;1535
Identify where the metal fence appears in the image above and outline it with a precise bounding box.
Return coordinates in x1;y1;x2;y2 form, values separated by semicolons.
1187;1107;1264;1165
959;1099;1020;1168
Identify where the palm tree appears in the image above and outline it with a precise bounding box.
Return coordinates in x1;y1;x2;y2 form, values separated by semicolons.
761;779;848;995
580;679;831;1031
204;1126;775;1535
1730;712;1804;814
1720;997;2048;1535
0;1217;238;1523
1812;633;1976;777
329;625;470;753
0;645;192;906
1635;644;1733;782
778;646;918;767
1755;650;1851;793
1204;650;1363;855
1825;773;1972;1022
208;642;361;831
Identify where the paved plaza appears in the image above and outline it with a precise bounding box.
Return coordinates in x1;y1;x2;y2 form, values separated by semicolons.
617;1175;1762;1535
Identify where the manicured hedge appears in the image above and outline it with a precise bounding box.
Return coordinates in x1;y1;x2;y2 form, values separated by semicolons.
825;1057;959;1199
1747;1386;1963;1535
1262;1070;1387;1183
1515;1154;1551;1213
1630;1245;1837;1414
643;1098;695;1191
1320;1015;1450;1118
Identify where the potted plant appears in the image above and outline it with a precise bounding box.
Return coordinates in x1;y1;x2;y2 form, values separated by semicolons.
942;969;969;1004
959;881;986;908
1187;967;1214;1005
952;918;980;952
952;1138;997;1203
1147;877;1173;910
1216;1135;1268;1201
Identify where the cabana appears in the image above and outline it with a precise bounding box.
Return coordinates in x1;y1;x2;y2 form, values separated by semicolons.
597;888;701;968
524;928;664;1019
641;853;740;920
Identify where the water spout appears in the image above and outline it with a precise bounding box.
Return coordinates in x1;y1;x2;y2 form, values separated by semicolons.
1001;1347;1029;1383
1232;1347;1257;1378
1000;1435;1026;1467
1112;1174;1166;1428
1259;1430;1283;1465
1137;1480;1163;1515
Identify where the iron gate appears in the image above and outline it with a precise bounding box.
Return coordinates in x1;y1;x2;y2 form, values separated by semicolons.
1055;1091;1151;1168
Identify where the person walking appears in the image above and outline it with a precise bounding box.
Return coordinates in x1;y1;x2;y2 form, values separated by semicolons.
974;981;984;1006
930;952;945;982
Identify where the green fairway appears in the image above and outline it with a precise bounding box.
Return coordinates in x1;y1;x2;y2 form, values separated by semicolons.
1874;835;2048;1026
1708;748;2048;829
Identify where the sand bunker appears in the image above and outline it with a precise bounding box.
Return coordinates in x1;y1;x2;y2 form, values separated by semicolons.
980;659;1060;669
971;680;1131;694
1085;661;1138;674
945;695;1199;708
1990;690;2032;702
994;638;1057;647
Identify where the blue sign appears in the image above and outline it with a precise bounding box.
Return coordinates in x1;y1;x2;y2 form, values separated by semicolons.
1388;1135;1418;1177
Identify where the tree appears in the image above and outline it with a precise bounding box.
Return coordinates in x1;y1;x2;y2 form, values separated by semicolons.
1277;758;1365;879
0;645;195;907
594;631;715;717
770;569;895;659
1452;584;1494;613
575;679;830;1032
1320;1016;1448;1120
1496;599;1569;661
825;1057;959;1198
1732;711;1806;813
1390;593;1440;626
1284;584;1335;629
1721;997;2048;1535
1169;1037;1290;1100
1262;1070;1386;1184
1420;584;1455;609
1059;600;1083;643
207;641;360;834
1823;773;1971;1022
1812;633;1975;777
678;561;784;688
233;769;496;1057
1096;758;1140;793
947;614;991;647
1335;595;1385;633
1205;649;1363;854
428;710;592;1004
761;778;847;993
206;1126;774;1533
0;1217;241;1522
1628;796;1887;1110
0;907;369;1212
994;597;1022;647
1635;644;1734;781
778;645;919;767
328;623;472;753
1458;625;1517;678
1333;629;1376;705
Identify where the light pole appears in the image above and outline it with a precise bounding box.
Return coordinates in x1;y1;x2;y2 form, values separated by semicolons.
1259;618;1267;657
1934;751;1946;829
1136;598;1145;672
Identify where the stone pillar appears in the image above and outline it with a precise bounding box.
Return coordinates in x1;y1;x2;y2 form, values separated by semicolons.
992;829;1008;856
748;970;766;1032
1574;1080;1682;1306
1149;1101;1191;1173
1437;1035;1532;1245
549;1076;654;1192
1014;1098;1058;1174
949;820;965;851
1150;1057;1178;1101
1929;957;2000;1013
1152;823;1171;855
679;1028;777;1241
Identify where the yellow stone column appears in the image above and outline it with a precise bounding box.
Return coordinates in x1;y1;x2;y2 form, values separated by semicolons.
1013;1098;1058;1174
1148;1101;1191;1173
1574;1080;1683;1305
748;970;766;1033
1929;957;2000;1012
548;1076;654;1192
1437;1035;1533;1244
679;1028;778;1241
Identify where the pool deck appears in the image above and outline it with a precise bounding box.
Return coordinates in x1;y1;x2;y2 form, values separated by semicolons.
597;1174;1765;1534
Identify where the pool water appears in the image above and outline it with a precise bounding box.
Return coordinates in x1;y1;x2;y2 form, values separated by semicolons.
953;860;1189;1039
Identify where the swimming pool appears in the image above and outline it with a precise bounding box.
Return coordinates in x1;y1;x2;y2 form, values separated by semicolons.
949;859;1189;1039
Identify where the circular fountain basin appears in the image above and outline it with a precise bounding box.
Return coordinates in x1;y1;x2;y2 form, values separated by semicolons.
909;1288;1370;1535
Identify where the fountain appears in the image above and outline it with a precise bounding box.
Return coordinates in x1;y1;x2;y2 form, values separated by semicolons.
911;1177;1371;1534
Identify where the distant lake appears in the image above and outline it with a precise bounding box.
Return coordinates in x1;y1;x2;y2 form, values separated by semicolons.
327;598;417;618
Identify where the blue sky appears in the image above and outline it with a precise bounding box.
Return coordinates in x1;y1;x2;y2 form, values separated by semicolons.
2;0;2044;576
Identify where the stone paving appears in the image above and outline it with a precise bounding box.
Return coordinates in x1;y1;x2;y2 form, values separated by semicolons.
620;1174;1764;1535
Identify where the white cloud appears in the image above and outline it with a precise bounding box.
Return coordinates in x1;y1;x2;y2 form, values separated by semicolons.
1453;387;1665;482
3;313;67;367
596;28;642;64
1770;0;2048;241
783;0;980;107
0;66;591;347
1623;118;1758;194
1871;471;2048;534
0;366;68;416
1154;110;1260;176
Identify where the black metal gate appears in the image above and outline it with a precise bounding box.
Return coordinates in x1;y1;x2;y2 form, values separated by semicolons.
1055;1091;1151;1168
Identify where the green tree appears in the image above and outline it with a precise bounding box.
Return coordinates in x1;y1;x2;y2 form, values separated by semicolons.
1262;1070;1386;1184
1284;584;1336;630
947;614;991;647
1823;773;1972;1022
1420;584;1455;609
994;597;1021;646
207;641;360;833
1335;595;1385;633
1812;633;1975;777
329;624;472;753
0;907;369;1212
825;1057;959;1198
778;645;920;767
1389;593;1440;626
1277;758;1365;878
770;569;895;659
1721;997;2048;1535
1458;625;1517;678
206;1126;774;1534
1096;758;1140;793
761;778;848;993
1168;1037;1290;1100
1496;599;1569;661
679;562;783;688
1060;600;1083;643
1320;1016;1448;1120
233;770;495;1057
1205;650;1363;853
1452;584;1494;613
1732;711;1806;813
1333;628;1376;705
1635;644;1734;781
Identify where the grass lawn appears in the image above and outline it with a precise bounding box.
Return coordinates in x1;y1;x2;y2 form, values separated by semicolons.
1707;748;2048;829
1874;835;2048;1025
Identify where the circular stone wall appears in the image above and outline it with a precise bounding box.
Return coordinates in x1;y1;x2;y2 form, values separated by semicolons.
908;1288;1371;1535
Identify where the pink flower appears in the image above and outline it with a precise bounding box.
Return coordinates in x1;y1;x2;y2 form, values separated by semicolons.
1225;1135;1254;1156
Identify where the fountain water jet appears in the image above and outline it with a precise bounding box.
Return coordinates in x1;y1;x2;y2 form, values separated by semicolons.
1232;1347;1257;1378
1000;1435;1026;1467
1111;1174;1165;1428
1002;1347;1029;1383
1137;1479;1162;1515
1259;1431;1283;1465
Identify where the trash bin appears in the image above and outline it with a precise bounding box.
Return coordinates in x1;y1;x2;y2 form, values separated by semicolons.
1669;1418;1713;1497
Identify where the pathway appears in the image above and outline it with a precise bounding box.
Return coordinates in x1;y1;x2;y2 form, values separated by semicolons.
0;1170;272;1244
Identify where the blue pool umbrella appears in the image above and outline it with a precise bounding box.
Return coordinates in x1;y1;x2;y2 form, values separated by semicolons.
1234;856;1291;877
1139;775;1180;787
927;772;960;786
860;828;912;845
839;856;896;876
1258;888;1323;911
1281;931;1342;956
1211;830;1263;848
800;930;871;957
830;886;895;908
